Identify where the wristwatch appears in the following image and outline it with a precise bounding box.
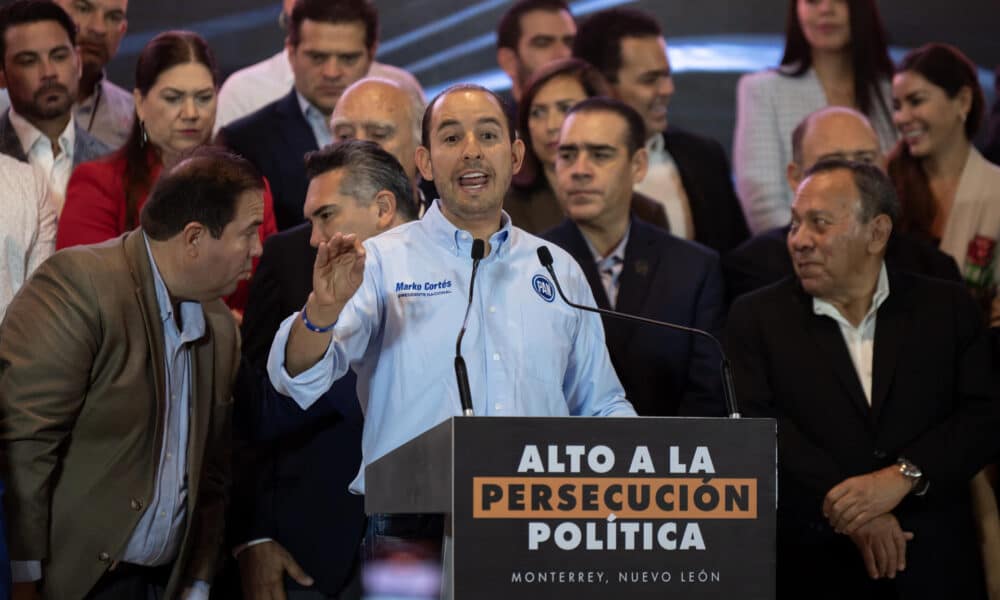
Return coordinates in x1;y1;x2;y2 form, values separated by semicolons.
897;458;929;496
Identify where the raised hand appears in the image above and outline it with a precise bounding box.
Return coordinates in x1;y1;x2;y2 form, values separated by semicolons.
308;232;367;325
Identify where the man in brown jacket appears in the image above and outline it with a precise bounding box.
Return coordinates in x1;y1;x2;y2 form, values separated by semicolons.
0;146;264;599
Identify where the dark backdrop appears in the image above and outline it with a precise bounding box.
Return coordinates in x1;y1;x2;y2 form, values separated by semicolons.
108;0;999;154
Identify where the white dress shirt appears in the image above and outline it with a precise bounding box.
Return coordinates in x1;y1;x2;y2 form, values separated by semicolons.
8;109;76;214
634;134;693;240
812;263;890;404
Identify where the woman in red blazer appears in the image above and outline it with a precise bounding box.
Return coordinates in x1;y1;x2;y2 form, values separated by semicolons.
58;31;276;314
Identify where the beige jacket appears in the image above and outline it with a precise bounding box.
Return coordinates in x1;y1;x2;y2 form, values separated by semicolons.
0;230;238;599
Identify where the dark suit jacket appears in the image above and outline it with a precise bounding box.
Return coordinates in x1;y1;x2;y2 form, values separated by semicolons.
722;225;963;305
0;231;237;599
542;217;726;416
662;128;750;254
727;272;1000;598
0;110;110;167
234;223;365;595
218;90;317;231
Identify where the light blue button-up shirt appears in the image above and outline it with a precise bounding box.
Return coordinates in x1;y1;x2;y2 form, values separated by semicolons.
296;91;332;148
121;237;205;564
268;201;636;493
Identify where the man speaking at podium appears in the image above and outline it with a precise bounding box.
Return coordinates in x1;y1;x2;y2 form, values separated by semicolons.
266;83;636;497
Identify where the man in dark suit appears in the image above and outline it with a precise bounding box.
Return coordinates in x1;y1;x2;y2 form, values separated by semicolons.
0;1;110;209
572;7;748;254
217;0;378;231
728;159;1000;599
724;107;961;304
234;140;417;600
542;97;724;417
0;147;261;599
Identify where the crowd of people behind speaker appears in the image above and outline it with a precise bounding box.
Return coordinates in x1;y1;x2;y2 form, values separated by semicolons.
0;0;998;598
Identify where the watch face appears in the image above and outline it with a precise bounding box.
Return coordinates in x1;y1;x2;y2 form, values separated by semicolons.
898;460;921;479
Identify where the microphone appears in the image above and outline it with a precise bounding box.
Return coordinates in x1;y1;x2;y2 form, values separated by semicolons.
455;238;486;416
536;246;740;419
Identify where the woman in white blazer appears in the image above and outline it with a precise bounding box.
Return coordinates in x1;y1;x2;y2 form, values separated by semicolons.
733;0;896;234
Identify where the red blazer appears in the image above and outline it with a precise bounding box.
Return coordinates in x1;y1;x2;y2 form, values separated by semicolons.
58;148;279;311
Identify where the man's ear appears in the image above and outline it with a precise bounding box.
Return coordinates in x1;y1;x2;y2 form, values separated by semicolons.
868;213;892;255
496;47;519;82
631;147;649;184
415;145;434;182
511;138;526;175
786;162;802;193
374;190;397;229
182;222;205;257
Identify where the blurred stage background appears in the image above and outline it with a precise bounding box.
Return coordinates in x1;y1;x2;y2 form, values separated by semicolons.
110;0;1000;154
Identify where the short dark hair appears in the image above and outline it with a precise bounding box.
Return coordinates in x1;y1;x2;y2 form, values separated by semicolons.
565;97;646;156
573;8;661;84
288;0;378;50
421;83;515;148
496;0;570;51
141;147;264;241
0;0;76;64
304;139;417;222
804;158;900;226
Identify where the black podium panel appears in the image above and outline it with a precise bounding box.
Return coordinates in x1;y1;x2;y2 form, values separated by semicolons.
368;416;776;599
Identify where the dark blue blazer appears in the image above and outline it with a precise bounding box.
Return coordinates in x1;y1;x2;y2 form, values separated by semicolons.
233;222;365;595
218;90;318;231
542;217;726;417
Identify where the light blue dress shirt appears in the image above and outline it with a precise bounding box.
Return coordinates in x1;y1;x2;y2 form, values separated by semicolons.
268;201;636;494
119;237;205;564
296;91;332;148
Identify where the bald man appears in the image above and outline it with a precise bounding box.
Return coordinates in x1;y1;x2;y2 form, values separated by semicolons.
331;76;437;212
723;107;960;304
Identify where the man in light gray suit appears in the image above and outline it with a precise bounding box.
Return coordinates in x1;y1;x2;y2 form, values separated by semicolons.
0;0;110;214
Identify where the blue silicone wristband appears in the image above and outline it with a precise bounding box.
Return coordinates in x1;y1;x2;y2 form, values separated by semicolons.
300;305;337;333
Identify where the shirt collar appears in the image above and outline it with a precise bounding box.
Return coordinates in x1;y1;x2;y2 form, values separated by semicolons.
583;223;630;265
422;199;512;259
646;133;665;155
296;90;323;122
143;233;206;343
812;261;890;327
8;108;75;158
78;70;107;107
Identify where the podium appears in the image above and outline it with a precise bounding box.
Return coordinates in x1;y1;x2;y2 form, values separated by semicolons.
366;416;776;599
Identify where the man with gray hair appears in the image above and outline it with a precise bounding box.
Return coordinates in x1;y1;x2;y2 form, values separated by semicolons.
727;159;1000;598
233;140;415;599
